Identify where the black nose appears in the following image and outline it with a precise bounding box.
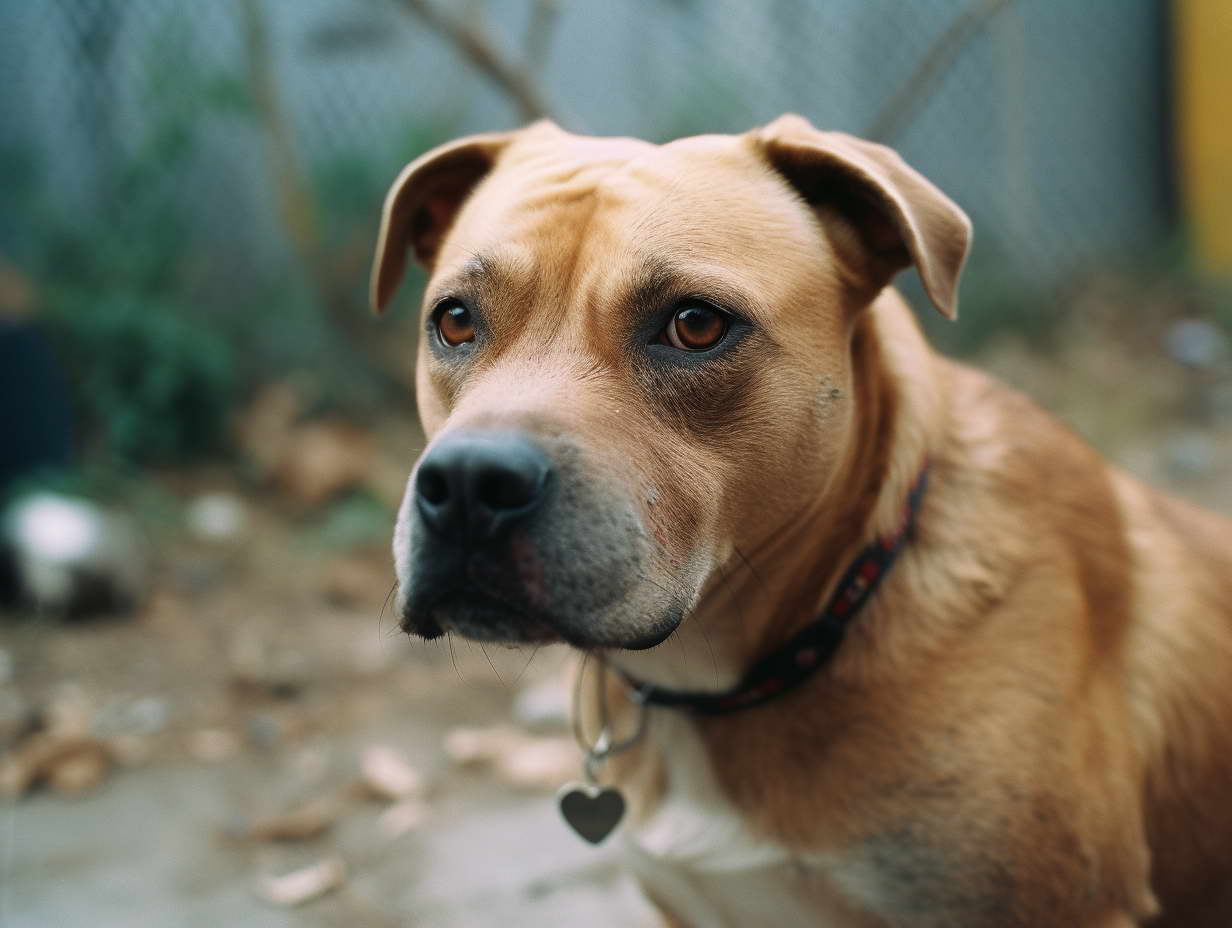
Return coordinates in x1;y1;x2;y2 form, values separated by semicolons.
414;432;552;542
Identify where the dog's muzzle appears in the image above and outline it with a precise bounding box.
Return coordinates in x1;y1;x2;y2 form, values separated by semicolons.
396;428;681;649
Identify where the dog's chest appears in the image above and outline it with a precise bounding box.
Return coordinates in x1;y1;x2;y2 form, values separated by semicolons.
619;714;880;927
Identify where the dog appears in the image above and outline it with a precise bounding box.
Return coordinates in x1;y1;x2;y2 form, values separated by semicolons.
369;115;1232;926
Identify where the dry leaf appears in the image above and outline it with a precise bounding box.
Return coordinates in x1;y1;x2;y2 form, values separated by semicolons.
0;732;112;798
275;421;375;508
443;724;522;766
255;857;347;907
47;747;109;794
246;794;344;842
359;744;422;801
443;725;577;791
493;736;577;791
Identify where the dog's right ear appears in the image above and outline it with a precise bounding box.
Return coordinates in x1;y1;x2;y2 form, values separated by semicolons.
369;131;513;313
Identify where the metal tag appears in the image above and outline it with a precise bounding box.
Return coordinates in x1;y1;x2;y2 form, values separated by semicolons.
556;782;625;844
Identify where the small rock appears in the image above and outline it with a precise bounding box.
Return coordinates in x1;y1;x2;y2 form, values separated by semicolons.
125;696;170;735
186;493;247;542
245;713;283;749
1166;318;1229;368
2;493;147;616
255;857;347;907
359;744;422;801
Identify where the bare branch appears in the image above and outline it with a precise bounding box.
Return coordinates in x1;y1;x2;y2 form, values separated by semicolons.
867;0;1015;143
523;0;561;74
401;0;555;122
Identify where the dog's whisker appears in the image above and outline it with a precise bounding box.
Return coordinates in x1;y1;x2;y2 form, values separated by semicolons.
480;644;504;685
513;644;544;686
377;578;398;636
446;632;462;680
733;545;771;597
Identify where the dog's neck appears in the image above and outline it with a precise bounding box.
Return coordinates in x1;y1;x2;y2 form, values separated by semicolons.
610;289;942;693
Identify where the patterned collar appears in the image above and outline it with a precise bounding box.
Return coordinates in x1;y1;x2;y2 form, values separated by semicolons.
620;467;930;715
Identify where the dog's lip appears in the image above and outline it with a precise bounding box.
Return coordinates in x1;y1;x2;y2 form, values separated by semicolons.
405;589;558;642
403;589;682;651
616;623;678;651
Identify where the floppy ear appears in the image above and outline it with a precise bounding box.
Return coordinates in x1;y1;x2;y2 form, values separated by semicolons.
753;114;971;319
369;131;513;313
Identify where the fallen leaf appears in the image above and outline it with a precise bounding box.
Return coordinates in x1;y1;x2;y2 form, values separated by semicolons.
247;794;344;842
443;725;578;791
276;421;375;508
0;732;112;798
493;736;578;791
255;857;347;907
359;744;422;801
47;747;109;794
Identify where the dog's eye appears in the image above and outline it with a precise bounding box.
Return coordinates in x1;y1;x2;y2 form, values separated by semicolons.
435;301;475;347
660;302;729;351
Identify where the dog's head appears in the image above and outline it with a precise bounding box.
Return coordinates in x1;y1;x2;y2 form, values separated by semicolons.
372;116;969;651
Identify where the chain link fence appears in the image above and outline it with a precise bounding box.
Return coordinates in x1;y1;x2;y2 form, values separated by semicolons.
0;0;1174;444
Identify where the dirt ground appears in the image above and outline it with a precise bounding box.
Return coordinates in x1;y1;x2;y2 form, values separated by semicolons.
2;322;1229;928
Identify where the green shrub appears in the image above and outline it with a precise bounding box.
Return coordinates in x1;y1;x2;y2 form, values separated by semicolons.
45;291;234;467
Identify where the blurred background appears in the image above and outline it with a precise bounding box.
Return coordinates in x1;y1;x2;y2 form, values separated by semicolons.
0;1;1229;925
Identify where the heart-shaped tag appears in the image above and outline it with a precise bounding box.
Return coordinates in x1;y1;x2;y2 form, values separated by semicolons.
557;782;626;844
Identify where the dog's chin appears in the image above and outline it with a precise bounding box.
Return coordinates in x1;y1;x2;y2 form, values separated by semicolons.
400;592;681;651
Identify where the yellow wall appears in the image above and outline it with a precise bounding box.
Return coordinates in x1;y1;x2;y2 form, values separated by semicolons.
1177;0;1232;273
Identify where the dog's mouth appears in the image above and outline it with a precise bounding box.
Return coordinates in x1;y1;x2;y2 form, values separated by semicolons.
403;590;557;644
402;589;681;651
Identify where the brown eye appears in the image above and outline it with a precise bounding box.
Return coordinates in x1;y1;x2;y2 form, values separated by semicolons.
436;302;475;347
663;302;728;351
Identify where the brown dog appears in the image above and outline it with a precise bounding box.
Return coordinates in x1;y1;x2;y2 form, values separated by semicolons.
370;116;1232;926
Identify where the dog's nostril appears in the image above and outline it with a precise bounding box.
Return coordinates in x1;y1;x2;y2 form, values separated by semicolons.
476;466;540;511
417;466;450;505
414;431;552;540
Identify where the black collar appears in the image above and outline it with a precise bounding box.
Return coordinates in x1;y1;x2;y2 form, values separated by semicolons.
620;467;929;715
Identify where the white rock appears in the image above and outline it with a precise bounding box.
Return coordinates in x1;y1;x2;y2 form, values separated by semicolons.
185;492;247;542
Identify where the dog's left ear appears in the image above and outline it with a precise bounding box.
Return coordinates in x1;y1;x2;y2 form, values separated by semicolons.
369;130;514;313
753;114;971;319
